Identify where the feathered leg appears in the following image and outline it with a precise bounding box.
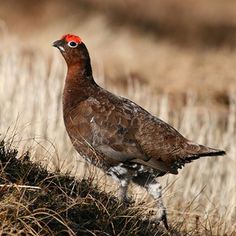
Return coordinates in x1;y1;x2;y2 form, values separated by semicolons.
132;172;168;229
107;164;133;204
117;178;133;203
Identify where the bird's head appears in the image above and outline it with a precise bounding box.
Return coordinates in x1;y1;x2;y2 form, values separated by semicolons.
53;34;90;67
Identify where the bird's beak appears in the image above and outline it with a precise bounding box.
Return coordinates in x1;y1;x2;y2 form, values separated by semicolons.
52;40;65;52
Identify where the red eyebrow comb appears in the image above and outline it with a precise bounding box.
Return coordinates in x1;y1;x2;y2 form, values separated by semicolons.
61;34;82;43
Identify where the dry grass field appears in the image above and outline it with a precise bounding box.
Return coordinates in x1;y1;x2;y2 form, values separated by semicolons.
0;1;236;235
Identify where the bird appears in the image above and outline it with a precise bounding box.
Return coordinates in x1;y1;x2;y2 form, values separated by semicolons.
53;34;225;230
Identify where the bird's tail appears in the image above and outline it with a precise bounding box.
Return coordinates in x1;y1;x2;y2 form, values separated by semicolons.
185;141;226;161
197;146;226;157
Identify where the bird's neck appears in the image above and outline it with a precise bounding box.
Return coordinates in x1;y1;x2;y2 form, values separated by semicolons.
67;57;92;78
63;63;98;116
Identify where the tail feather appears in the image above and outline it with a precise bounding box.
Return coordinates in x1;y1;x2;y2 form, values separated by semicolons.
186;141;226;161
197;147;226;158
169;142;226;174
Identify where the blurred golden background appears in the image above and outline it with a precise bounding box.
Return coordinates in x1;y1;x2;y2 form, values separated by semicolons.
0;1;236;235
1;0;236;104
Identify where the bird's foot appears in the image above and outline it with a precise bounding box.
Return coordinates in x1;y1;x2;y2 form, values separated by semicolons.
147;208;169;230
109;195;134;206
123;196;135;205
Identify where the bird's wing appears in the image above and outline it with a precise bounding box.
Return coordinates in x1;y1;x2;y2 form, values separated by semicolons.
133;108;225;174
69;93;224;173
68;95;149;164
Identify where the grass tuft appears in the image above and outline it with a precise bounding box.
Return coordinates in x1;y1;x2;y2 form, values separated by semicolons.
0;140;177;236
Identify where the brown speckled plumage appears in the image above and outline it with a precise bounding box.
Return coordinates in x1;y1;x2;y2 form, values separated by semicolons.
53;34;225;229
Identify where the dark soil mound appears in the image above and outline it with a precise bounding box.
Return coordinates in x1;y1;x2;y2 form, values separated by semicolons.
0;140;172;236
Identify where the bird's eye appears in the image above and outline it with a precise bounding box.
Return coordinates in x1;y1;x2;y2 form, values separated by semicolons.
68;41;78;48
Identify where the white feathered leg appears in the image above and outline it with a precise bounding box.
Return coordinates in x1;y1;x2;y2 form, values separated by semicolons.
132;173;168;229
107;164;133;204
146;180;168;229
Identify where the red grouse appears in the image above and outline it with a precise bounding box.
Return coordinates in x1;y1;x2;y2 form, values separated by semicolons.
53;34;225;229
